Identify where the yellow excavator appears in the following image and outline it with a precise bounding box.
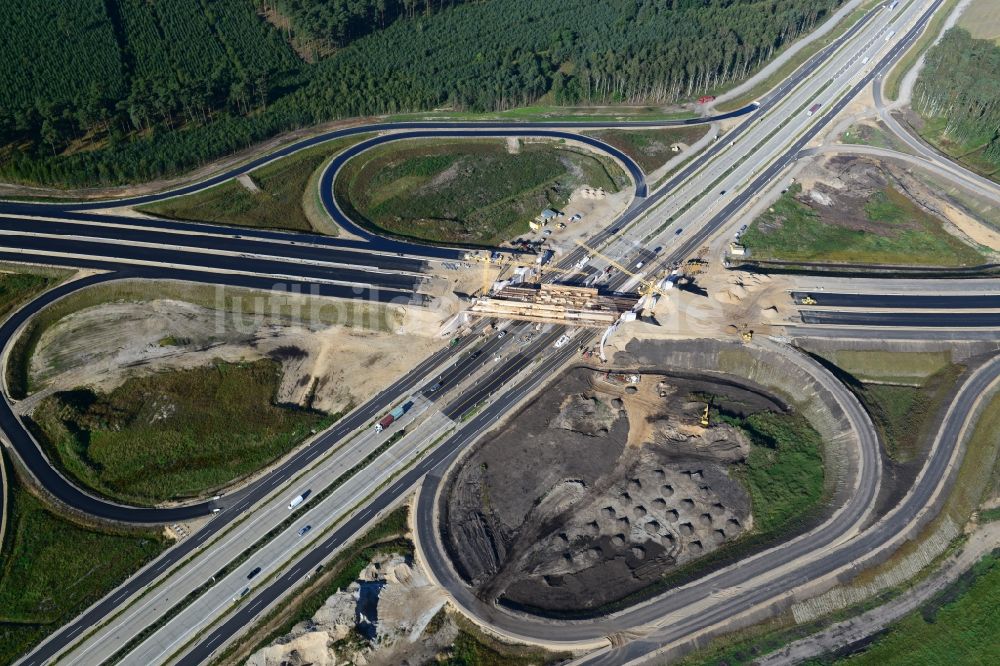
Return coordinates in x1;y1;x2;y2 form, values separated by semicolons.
800;295;817;305
700;403;710;427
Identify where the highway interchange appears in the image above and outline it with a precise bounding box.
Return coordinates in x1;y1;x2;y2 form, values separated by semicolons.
2;0;1000;664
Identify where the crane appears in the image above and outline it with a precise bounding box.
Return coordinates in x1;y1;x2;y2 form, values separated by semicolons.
572;239;671;299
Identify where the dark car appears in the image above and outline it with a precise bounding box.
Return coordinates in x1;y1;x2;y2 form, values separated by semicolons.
428;381;443;392
247;567;261;580
298;525;312;537
470;350;482;360
674;228;684;235
653;246;663;253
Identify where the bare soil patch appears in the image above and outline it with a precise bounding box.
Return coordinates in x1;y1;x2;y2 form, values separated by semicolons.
441;367;794;615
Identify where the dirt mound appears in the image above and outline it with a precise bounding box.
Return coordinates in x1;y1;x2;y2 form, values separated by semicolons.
441;367;770;615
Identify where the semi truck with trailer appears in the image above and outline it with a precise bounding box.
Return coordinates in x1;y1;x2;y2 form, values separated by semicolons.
375;400;413;432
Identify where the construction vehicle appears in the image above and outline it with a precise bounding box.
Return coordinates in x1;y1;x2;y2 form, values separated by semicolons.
736;323;753;343
800;295;817;305
700;404;710;427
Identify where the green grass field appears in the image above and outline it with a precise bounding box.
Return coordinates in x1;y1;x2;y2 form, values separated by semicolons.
30;359;330;505
917;116;1000;182
139;137;365;232
957;0;1000;43
729;412;826;534
0;272;59;319
0;456;166;663
820;350;953;385
836;549;1000;665
741;184;988;266
335;139;627;245
583;126;709;172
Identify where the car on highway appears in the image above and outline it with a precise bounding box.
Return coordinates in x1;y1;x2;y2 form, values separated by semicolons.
247;567;261;580
674;228;684;235
428;380;443;392
720;189;727;195
653;246;662;253
234;587;250;601
635;261;644;269
298;525;312;537
497;330;507;339
554;334;571;348
288;492;308;510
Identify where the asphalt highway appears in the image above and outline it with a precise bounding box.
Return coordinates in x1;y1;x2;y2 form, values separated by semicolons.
800;310;1000;327
0;233;420;292
0;214;427;274
792;292;1000;309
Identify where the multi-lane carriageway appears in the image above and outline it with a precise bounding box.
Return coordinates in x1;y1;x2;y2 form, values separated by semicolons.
5;0;1000;664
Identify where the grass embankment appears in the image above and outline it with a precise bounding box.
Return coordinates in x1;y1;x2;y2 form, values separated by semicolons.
0;453;166;664
584;126;709;172
727;412;826;533
741;184;988;266
883;0;962;101
138;137;365;233
916;115;1000;182
840;123;912;153
0;271;62;319
816;350;960;462
833;549;1000;665
29;359;329;505
335;138;627;245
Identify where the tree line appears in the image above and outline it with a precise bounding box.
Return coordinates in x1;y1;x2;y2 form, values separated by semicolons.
1;0;843;187
914;27;1000;167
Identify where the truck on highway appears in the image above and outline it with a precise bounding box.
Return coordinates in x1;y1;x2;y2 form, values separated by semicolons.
288;494;305;510
888;0;899;10
807;103;821;116
884;29;895;41
375;401;412;432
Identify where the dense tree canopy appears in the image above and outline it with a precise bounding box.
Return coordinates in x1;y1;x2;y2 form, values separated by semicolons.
914;27;1000;166
0;0;843;187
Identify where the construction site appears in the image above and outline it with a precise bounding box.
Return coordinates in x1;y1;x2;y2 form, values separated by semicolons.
438;364;804;617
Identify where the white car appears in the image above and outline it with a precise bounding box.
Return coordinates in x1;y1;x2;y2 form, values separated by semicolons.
554;334;571;348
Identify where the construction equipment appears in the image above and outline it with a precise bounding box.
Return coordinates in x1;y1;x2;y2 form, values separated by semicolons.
572;239;670;299
700;404;710;427
800;295;817;305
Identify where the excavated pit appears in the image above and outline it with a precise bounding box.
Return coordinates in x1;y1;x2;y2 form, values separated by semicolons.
440;366;787;615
